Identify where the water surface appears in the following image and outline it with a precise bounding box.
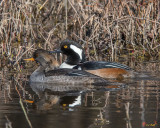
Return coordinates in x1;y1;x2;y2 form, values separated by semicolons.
0;62;160;128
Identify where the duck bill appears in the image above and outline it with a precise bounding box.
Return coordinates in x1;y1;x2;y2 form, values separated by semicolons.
49;49;62;53
24;57;35;61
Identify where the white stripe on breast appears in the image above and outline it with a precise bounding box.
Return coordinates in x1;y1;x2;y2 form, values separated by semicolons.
60;62;76;69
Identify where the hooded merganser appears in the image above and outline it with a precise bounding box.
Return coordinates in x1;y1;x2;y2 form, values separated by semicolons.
52;40;135;79
24;49;115;85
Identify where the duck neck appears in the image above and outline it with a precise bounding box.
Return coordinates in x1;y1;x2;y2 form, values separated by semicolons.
66;55;80;65
59;54;81;69
30;66;47;82
66;51;85;65
32;66;45;74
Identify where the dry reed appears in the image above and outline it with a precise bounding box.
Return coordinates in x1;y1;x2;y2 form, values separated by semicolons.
0;0;160;69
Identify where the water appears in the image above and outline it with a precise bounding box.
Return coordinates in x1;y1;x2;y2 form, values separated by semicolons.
0;62;160;128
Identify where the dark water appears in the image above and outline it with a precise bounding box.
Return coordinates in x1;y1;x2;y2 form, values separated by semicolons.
0;62;160;128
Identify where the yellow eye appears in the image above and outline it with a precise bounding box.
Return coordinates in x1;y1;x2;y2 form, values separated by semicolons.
64;45;68;48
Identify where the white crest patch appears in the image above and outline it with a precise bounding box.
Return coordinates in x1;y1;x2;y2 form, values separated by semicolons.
60;62;76;69
70;45;82;60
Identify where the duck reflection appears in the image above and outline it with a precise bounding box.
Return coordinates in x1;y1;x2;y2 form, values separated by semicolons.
30;81;123;111
30;82;86;110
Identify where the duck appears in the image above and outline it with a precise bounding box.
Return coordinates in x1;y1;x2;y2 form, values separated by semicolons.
51;39;135;79
24;49;115;85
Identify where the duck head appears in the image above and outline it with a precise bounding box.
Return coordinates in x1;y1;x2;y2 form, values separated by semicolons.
24;49;59;70
51;39;85;68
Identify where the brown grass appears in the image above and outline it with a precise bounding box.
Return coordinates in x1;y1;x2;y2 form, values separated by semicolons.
0;0;160;69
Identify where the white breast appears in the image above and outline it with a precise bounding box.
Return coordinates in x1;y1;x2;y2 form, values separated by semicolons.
60;62;76;69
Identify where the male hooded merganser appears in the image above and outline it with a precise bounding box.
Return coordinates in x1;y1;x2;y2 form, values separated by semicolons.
52;40;135;79
24;49;115;85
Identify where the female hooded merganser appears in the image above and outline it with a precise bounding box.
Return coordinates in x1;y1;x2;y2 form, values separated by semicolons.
24;49;115;85
52;40;135;79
